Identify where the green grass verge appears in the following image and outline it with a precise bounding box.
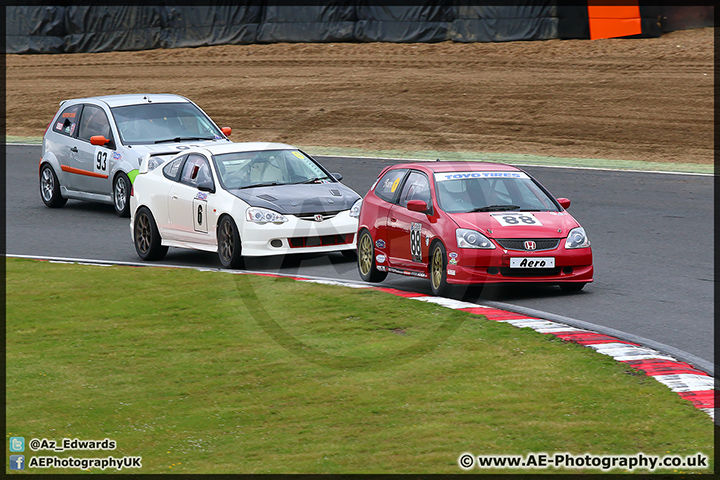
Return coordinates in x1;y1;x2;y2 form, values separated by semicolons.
5;135;712;174
5;258;714;474
4;135;43;145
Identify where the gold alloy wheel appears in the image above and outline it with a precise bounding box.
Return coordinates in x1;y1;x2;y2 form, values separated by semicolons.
359;233;373;276
431;246;443;290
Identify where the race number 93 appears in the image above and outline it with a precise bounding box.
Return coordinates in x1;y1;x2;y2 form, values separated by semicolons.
95;149;108;174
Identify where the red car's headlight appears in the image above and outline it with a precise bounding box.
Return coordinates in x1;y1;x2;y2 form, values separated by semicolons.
565;227;591;249
456;229;495;249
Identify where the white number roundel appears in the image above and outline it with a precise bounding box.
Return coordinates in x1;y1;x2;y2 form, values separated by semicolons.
490;213;542;227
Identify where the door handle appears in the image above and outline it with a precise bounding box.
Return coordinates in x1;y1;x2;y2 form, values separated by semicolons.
172;195;179;201
70;146;78;153
390;217;397;222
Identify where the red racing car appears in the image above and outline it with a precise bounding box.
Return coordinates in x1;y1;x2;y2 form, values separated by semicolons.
356;161;593;296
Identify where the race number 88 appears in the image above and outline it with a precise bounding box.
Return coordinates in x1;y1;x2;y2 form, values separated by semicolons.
491;213;542;227
503;215;535;225
410;222;422;262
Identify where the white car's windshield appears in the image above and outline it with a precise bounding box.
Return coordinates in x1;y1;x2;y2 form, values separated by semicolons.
213;149;332;189
111;102;222;145
433;172;559;213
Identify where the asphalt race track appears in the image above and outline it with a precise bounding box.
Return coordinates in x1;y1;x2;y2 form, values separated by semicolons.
6;144;713;367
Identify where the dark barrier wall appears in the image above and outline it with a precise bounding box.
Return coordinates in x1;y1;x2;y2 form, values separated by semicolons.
63;6;166;53
354;3;451;42
662;6;714;32
449;3;557;43
5;4;715;54
6;6;66;54
259;3;357;43
163;5;262;48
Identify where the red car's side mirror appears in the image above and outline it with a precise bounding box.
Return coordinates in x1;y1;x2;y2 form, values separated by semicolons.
221;127;232;137
557;198;571;209
90;135;110;146
407;199;428;213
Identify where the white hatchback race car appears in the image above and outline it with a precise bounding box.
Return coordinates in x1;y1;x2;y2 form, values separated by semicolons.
40;93;232;216
130;142;362;268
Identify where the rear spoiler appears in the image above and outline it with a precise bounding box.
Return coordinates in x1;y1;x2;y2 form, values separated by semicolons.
139;151;182;173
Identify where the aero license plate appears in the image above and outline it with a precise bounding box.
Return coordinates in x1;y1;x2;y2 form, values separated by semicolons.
510;257;555;268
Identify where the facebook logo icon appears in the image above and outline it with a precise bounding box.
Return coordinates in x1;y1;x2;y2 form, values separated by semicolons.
10;455;25;470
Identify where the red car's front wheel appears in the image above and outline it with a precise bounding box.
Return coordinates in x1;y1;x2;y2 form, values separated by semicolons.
357;229;387;283
430;241;451;297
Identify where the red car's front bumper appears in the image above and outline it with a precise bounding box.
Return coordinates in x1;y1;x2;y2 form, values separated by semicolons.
445;246;593;285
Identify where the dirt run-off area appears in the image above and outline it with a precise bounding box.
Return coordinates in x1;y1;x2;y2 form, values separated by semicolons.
5;27;713;165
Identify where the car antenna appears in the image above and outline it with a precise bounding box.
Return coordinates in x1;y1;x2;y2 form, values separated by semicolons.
436;158;440;162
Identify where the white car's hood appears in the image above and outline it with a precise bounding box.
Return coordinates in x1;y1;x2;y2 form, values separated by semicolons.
229;183;361;215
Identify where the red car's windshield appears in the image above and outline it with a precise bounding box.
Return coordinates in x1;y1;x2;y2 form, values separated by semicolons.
433;171;560;213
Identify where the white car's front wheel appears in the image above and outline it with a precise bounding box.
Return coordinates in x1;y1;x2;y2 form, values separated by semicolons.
217;216;244;269
134;207;168;261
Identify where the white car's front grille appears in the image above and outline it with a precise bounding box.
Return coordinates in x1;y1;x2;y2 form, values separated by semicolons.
296;211;342;222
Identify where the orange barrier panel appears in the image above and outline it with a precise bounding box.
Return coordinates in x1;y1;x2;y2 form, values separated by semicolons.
587;1;642;40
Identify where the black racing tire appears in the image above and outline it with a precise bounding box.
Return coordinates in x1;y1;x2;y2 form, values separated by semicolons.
113;172;131;217
134;207;168;261
357;229;387;283
560;282;586;293
429;241;452;297
217;216;244;269
39;164;67;208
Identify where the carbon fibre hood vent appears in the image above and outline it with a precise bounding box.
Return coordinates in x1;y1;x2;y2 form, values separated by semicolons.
229;183;361;215
257;194;278;201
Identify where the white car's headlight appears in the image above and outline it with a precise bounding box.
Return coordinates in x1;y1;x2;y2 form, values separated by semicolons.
565;227;590;249
349;199;362;218
456;228;495;249
246;207;288;224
